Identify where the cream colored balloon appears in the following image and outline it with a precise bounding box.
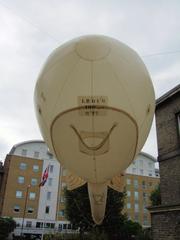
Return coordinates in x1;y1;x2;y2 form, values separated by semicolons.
34;35;155;224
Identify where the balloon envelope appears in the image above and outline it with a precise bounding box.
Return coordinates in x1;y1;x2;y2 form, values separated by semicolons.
34;35;155;184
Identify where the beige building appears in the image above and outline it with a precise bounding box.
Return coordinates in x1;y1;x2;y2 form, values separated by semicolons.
0;141;159;237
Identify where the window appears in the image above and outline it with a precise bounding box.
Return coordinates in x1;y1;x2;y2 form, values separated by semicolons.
60;196;65;203
45;222;51;228
18;176;24;184
148;162;153;169
143;192;148;203
49;165;54;173
31;178;38;186
127;191;131;197
143;192;147;198
19;163;27;170
135;203;139;212
50;223;55;229
16;191;23;198
21;149;27;156
127;203;131;209
26;221;32;228
140;169;144;175
177;113;180;136
33;165;39;172
127;179;131;185
63;224;67;229
36;222;43;228
140;159;143;167
143;214;148;225
34;151;39;158
134;179;138;189
143;204;148;213
149;170;153;177
149;182;152;187
45;206;50;214
29;192;36;200
47;192;51;200
134;191;139;201
27;207;34;214
132;168;136;174
14;205;20;212
134;213;139;222
48;178;53;186
142;181;146;189
58;224;62;231
59;210;65;216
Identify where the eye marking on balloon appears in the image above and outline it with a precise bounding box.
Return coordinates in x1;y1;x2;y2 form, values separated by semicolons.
147;104;151;114
40;92;46;102
70;123;118;154
38;105;42;115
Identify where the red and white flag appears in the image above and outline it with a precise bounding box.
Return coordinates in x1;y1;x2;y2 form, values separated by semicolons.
39;165;49;187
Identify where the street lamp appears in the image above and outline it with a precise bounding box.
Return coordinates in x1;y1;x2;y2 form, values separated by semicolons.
21;184;31;237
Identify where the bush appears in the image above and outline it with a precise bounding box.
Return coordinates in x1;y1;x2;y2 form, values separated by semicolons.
150;184;161;206
135;228;152;240
0;217;16;239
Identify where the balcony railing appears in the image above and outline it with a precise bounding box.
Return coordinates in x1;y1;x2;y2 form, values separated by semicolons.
14;226;76;235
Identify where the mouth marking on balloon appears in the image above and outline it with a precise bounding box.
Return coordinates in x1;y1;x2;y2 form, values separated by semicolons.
70;123;118;153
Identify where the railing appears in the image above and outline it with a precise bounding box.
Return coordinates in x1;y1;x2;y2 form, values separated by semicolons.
14;226;76;235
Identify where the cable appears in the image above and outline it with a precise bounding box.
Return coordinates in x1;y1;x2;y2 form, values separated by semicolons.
0;0;60;43
142;50;180;58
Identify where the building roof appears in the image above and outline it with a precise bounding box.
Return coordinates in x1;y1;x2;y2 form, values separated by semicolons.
156;84;180;107
139;151;157;162
9;140;45;155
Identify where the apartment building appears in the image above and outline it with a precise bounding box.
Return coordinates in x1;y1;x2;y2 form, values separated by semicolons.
0;140;159;237
0;140;69;237
124;152;159;227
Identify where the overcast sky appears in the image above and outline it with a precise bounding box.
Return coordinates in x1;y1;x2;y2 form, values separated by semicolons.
0;0;180;161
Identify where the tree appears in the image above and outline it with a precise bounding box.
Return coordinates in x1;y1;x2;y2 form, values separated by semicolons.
64;184;142;239
150;184;161;206
0;217;16;239
64;184;94;232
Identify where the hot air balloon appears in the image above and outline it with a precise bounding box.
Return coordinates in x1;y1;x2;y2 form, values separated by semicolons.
34;35;155;224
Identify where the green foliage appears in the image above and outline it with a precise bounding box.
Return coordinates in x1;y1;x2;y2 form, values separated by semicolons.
64;184;94;231
121;220;142;237
135;228;152;240
150;184;161;206
87;228;108;240
0;217;16;239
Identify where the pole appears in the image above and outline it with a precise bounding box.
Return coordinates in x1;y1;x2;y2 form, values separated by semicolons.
55;164;63;234
41;164;50;240
21;185;31;237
